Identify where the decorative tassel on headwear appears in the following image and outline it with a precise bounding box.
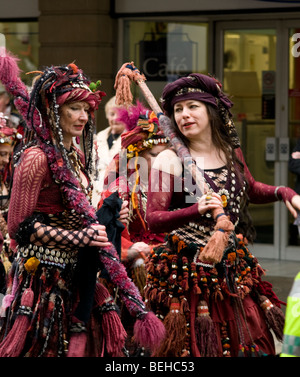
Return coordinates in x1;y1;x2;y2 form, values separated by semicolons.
199;202;234;264
194;300;218;357
258;294;285;342
152;298;187;357
94;282;127;356
0;259;38;357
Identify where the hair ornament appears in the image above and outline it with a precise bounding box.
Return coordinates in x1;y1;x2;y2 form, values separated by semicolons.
89;80;102;92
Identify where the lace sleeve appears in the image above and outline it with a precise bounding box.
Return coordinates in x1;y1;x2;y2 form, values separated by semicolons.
9;148;101;248
8;147;49;239
16;219;99;248
146;167;199;234
235;147;296;203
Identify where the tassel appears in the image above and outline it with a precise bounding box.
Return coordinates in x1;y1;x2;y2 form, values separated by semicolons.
259;295;285;342
238;343;249;357
67;329;87;357
133;311;166;352
0;287;34;357
152;298;186;357
95;282;127;356
114;62;146;106
0;265;19;317
199;208;234;264
0;49;21;84
194;300;218;357
133;261;147;295
249;344;265;357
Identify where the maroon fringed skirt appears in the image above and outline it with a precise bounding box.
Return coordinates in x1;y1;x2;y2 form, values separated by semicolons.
145;234;282;357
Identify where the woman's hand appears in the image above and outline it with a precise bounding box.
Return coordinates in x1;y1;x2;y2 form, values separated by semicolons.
127;242;151;260
86;224;111;248
119;200;129;224
286;195;300;218
197;192;223;215
292;151;300;159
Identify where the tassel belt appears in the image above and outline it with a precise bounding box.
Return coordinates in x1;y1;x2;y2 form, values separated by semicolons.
16;243;78;269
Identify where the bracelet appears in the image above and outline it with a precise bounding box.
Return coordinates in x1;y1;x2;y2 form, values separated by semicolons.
274;186;284;200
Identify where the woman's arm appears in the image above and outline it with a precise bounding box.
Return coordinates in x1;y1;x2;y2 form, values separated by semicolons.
146;166;200;234
235;147;296;204
8;147;48;238
235;147;300;217
8;148;110;249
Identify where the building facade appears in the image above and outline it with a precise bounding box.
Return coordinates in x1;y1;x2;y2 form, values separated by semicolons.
2;0;300;261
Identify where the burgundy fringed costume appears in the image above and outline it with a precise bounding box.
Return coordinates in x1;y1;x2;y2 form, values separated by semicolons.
99;104;169;356
0;50;165;357
101;103;168;265
143;73;296;357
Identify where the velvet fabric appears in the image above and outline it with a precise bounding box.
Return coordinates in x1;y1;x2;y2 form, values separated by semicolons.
161;73;233;116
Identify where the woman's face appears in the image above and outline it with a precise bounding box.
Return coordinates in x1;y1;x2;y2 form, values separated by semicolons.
139;144;169;176
0;144;13;171
59;101;89;145
0;92;10;114
173;99;211;141
106;107;125;135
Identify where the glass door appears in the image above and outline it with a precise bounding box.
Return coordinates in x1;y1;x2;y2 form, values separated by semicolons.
284;23;300;260
216;20;300;261
215;21;280;259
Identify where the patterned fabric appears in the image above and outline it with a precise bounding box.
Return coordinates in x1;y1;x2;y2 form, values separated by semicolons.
144;147;291;357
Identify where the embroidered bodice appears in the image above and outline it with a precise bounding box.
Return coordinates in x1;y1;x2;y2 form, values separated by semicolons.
146;147;296;237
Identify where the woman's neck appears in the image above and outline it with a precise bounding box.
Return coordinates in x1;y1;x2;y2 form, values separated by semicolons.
63;138;72;151
188;137;214;157
188;140;226;169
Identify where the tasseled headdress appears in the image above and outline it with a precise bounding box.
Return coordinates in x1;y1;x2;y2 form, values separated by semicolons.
0;121;22;147
27;63;106;173
118;101;169;157
103;102;170;195
160;73;240;149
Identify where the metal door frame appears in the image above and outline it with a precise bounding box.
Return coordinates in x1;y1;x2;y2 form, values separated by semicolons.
215;20;300;260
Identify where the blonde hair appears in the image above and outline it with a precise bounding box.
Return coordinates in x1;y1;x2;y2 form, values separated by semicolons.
104;96;122;118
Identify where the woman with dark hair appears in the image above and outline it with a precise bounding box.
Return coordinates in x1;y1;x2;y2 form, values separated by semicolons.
0;50;165;357
144;73;300;357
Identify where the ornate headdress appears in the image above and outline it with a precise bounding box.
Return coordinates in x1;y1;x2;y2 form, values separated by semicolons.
0;119;21;146
160;73;240;148
11;62;105;223
26;63;105;172
118;101;169;159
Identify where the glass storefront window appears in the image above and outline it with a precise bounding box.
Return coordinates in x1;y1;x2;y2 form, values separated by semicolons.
123;21;208;101
0;22;39;86
223;29;277;244
288;28;300;246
